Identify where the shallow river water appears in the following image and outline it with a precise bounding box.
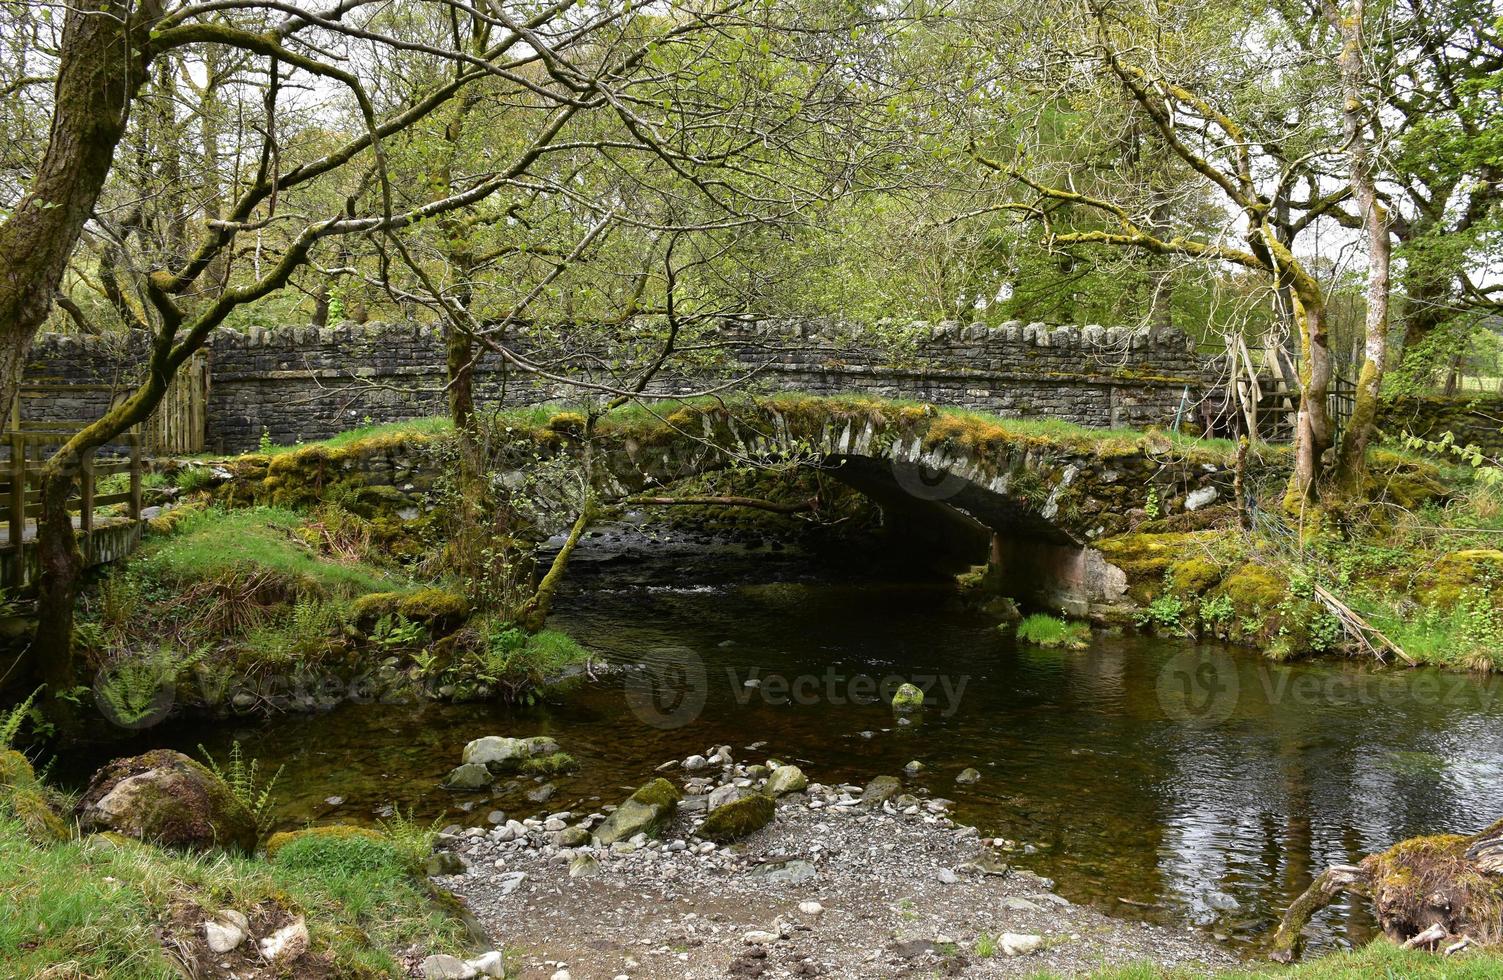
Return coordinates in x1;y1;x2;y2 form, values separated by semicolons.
63;543;1503;955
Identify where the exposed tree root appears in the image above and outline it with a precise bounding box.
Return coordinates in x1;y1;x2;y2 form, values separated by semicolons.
1269;819;1503;962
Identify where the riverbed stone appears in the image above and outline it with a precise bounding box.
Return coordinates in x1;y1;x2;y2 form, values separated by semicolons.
74;749;257;853
422;953;478;979
956;767;982;785
699;792;775;842
443;763;494;790
861;775;902;804
1000;933;1043;956
890;682;924;713
764;764;808;796
708;783;748;809
593;778;680;845
746;858;817;885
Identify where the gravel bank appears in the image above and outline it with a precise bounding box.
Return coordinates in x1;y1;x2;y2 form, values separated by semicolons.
431;747;1236;979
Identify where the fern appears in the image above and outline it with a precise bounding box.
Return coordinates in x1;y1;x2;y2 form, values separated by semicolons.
0;688;40;748
378;804;446;868
199;741;283;835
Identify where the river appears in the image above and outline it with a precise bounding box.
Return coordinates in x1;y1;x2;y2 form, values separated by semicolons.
60;538;1503;957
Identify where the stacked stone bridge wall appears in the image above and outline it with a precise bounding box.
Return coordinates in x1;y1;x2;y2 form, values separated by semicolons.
20;319;1218;453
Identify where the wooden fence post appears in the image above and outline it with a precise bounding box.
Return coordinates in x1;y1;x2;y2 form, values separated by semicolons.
8;434;22;588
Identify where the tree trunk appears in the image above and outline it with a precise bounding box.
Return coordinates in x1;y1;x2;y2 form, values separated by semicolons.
1287;296;1336;507
0;0;161;417
1327;0;1392;493
31;467;86;713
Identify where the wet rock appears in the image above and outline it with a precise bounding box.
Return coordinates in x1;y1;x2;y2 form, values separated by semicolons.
956;767;982;785
904;760;925;773
798;900;824;916
890;682;924;713
443;763;494;791
526;783;556;804
700;793;775;843
861;775;902;805
764;765;808;797
593;778;680;845
683;754;709;771
74;750;257;853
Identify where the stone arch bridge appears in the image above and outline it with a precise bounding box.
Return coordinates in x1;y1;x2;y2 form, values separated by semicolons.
534;398;1238;616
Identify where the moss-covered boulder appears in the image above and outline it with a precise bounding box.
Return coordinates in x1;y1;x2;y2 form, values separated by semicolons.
1417;550;1503;608
351;587;471;634
861;775;902;804
593;778;680;846
1096;531;1221;603
264;824;386;860
442;763;493;790
764;765;807;797
699;793;775;843
73;749;257;853
459;734;563;777
519;752;578;777
890;683;924;714
7;785;70;844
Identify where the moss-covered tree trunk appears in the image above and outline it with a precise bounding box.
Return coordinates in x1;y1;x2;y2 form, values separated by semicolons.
0;0;161;414
1327;0;1391;494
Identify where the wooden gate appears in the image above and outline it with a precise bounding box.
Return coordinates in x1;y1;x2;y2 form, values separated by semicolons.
142;352;209;454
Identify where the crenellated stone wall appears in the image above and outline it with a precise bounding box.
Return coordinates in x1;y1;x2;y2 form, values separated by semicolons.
20;319;1215;453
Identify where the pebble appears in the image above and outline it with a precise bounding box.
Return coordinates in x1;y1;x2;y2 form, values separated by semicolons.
798;901;824;916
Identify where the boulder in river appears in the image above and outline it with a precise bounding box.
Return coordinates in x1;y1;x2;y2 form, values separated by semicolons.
956;767;982;785
890;682;924;713
861;775;902;804
442;762;494;791
699;792;775;842
764;764;808;796
74;749;257;853
461;735;561;775
593;778;680;845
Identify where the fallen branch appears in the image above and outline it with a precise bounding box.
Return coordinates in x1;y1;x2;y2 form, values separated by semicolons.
626;495;817;515
1311;583;1416;666
1268;863;1368;962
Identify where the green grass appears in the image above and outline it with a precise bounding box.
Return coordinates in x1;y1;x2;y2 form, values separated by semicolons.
1014;613;1092;649
253;416;453;456
0;815;466;978
1048;941;1503;978
134;506;405;598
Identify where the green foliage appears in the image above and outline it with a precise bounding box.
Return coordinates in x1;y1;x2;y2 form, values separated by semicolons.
174;465;214;494
198;741;283;836
974;932;997;958
1198;593;1236;636
376;805;445;870
270;827;407;877
95;645;203;726
1013;614;1091;650
370;612;426;651
1137;580;1189;635
0;689;40;749
0;811;467;977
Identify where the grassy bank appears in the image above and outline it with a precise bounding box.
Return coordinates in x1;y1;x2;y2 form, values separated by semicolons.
1060;941;1503;979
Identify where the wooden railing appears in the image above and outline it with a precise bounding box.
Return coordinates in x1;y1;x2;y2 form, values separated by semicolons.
2;415;143;589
